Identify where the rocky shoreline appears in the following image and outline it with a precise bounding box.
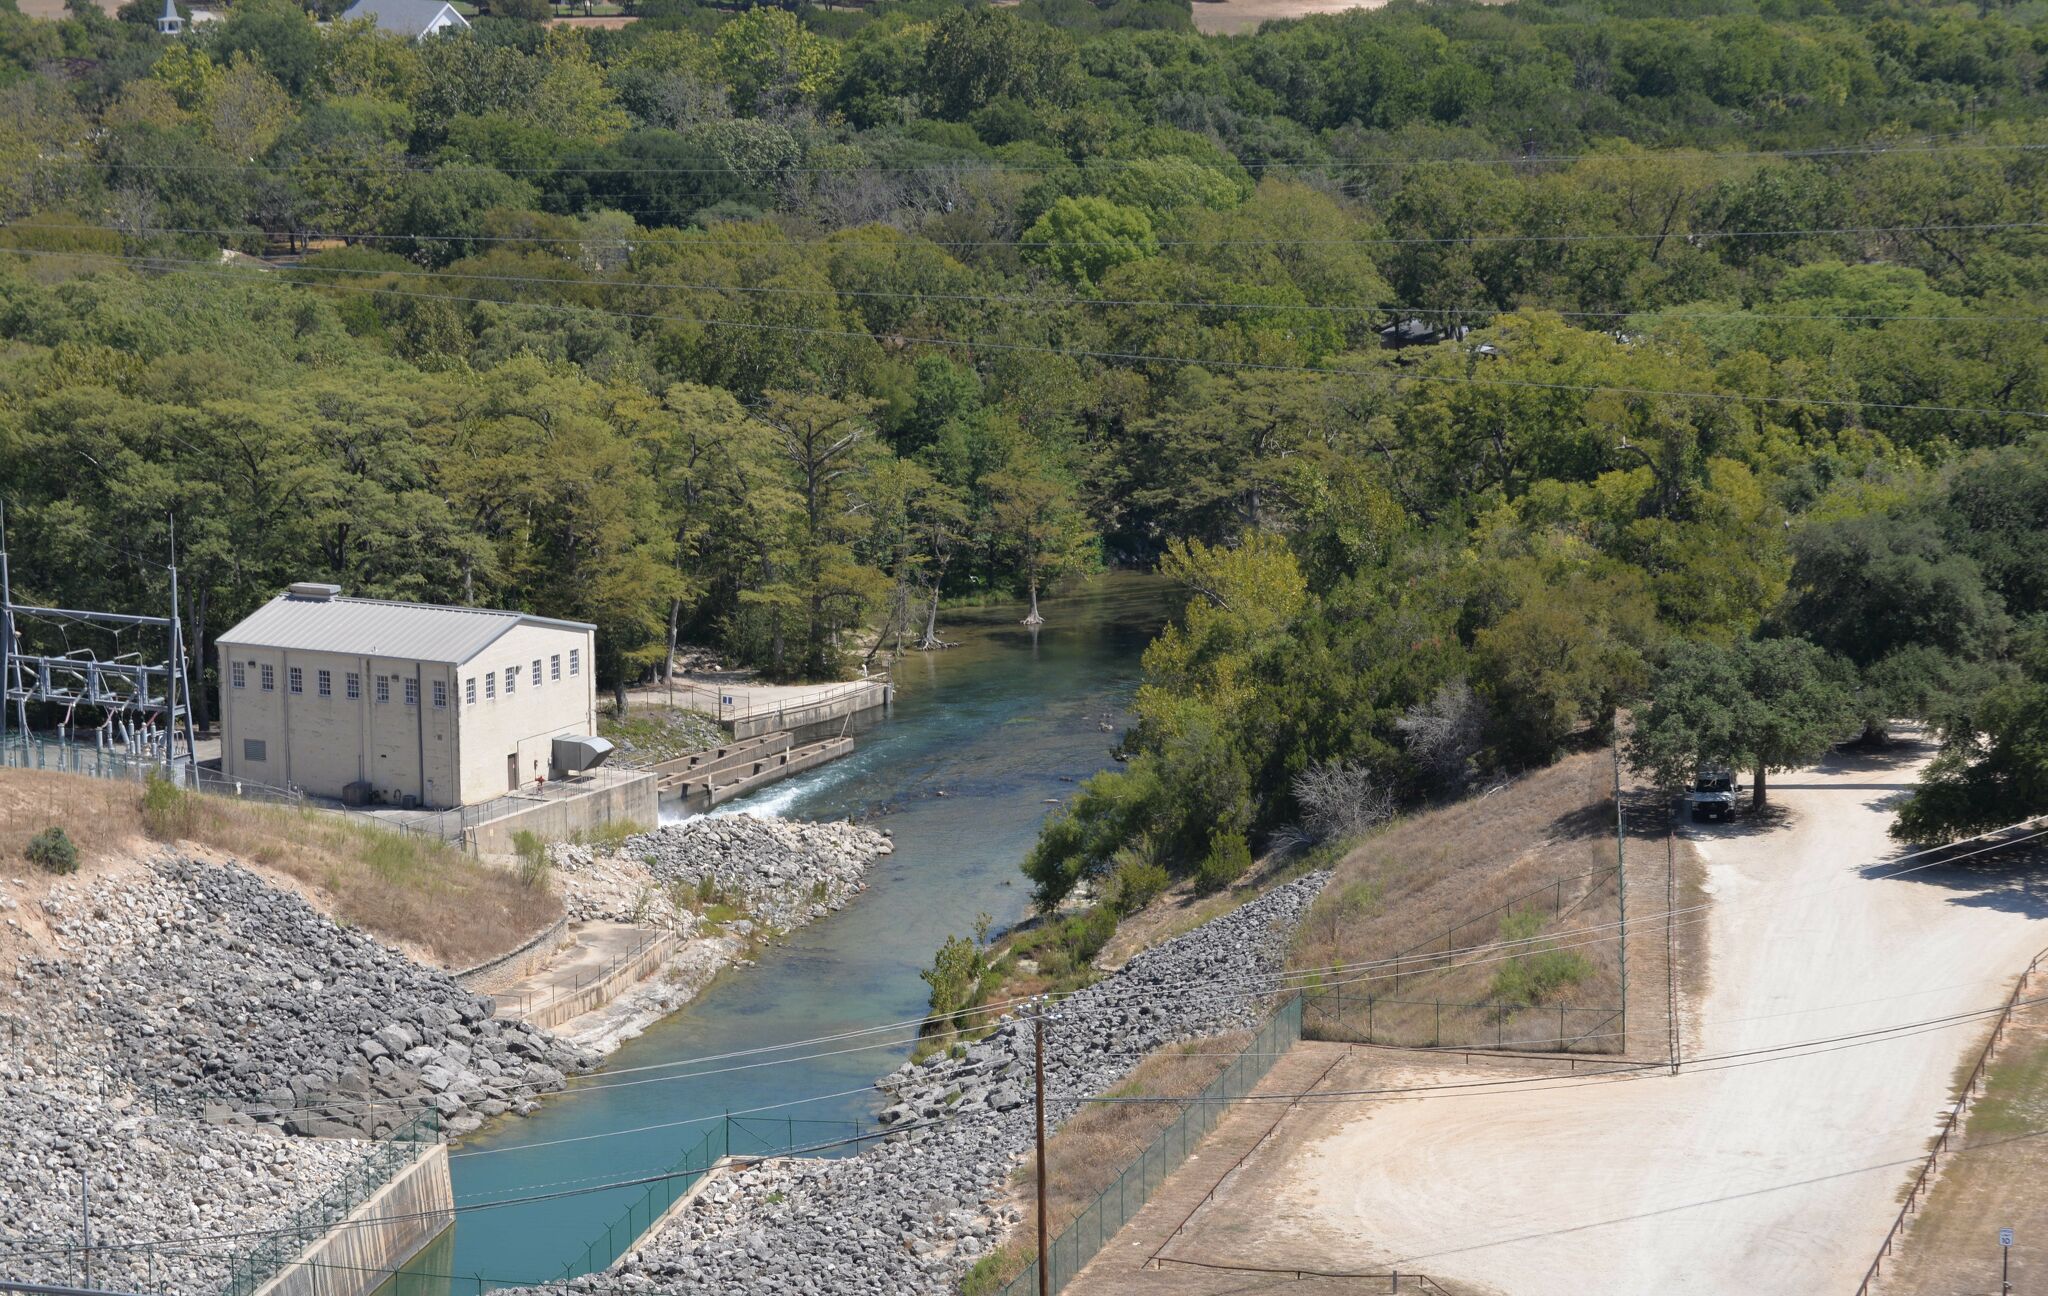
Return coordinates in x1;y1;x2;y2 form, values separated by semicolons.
537;873;1327;1296
542;815;892;1054
2;851;599;1293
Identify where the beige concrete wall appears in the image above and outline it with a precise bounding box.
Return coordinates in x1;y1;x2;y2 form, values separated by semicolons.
254;1143;453;1296
498;927;679;1031
218;647;461;808
219;621;594;809
465;771;658;855
454;623;596;804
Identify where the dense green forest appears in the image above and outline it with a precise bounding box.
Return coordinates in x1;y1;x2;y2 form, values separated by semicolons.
0;0;2045;857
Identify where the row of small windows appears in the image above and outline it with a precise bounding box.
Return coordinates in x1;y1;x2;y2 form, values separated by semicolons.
232;662;440;706
465;650;576;706
232;648;578;706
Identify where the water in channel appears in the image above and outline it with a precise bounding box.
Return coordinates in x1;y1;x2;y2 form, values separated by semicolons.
434;573;1170;1289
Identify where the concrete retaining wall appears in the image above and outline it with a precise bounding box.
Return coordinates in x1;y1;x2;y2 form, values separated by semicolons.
465;771;659;854
253;1143;454;1296
730;683;889;740
507;927;680;1032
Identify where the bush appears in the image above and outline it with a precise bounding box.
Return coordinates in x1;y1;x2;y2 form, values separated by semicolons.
1293;760;1394;843
1488;910;1592;1006
26;826;78;875
1104;849;1169;916
140;772;197;841
511;830;551;890
1194;828;1252;893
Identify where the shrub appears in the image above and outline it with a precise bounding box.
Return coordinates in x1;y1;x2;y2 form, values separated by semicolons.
1194;828;1252;893
26;826;77;875
140;771;197;841
1488;910;1592;1005
511;830;551;890
1293;760;1394;843
1104;850;1169;916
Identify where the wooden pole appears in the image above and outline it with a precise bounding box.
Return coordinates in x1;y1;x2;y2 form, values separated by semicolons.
1035;1006;1051;1296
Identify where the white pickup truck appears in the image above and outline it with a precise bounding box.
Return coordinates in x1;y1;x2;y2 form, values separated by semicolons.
1685;766;1739;822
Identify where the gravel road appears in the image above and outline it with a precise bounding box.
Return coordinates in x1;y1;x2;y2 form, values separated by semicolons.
1261;737;2047;1295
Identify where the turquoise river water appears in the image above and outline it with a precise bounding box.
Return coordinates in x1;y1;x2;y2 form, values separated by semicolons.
426;574;1169;1288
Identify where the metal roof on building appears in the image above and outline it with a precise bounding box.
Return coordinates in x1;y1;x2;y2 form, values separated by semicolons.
217;589;593;665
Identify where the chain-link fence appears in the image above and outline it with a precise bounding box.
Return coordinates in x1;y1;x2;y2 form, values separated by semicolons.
215;1110;442;1296
997;993;1304;1296
551;1114;866;1283
1303;993;1624;1053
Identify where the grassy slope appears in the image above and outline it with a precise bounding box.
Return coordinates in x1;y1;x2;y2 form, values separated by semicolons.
1;770;560;968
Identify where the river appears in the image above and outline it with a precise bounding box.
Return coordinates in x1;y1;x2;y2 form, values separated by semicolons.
431;574;1170;1288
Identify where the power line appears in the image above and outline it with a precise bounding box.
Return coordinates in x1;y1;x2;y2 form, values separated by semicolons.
10;248;2040;423
9;216;2047;252
7;238;2040;326
30;136;2048;178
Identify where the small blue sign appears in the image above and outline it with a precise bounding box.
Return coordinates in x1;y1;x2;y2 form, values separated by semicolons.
2003;1228;2015;1248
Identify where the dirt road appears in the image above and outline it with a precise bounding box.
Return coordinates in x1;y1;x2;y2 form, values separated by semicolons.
1230;739;2047;1294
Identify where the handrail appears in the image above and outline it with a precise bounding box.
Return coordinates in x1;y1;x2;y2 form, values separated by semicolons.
1852;944;2047;1296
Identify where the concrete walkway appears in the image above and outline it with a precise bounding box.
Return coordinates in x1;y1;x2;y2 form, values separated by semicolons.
491;921;673;1031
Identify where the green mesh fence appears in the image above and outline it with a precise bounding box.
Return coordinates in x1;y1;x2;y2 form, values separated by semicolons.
997;992;1304;1296
215;1109;441;1296
553;1114;865;1281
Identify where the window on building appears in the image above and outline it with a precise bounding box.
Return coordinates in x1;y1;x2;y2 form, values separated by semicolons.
485;672;496;700
550;654;561;681
260;663;275;692
569;648;581;676
317;669;331;697
346;672;360;700
288;666;303;695
376;676;390;704
465;677;477;705
505;665;517;695
433;679;448;709
242;738;266;763
231;662;246;689
404;677;420;707
532;658;543;688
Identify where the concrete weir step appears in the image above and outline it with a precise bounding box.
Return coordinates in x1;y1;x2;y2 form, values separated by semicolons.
652;733;793;795
657;733;856;812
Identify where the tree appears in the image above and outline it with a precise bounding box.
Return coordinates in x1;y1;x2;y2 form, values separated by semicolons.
986;461;1091;627
752;390;887;680
1892;662;2048;844
1021;196;1156;288
1630;637;1856;809
1778;511;2008;669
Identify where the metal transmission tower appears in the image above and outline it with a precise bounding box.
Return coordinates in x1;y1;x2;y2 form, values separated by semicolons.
0;505;201;780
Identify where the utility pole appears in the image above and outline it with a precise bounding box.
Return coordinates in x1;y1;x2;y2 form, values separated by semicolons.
1667;826;1680;1075
1034;1005;1050;1296
1614;728;1627;1054
79;1173;90;1289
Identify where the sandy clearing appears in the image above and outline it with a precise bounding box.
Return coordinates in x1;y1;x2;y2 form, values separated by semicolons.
1231;737;2047;1294
1190;0;1389;36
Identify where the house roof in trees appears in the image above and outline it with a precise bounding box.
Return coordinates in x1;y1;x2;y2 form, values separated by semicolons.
336;0;469;38
218;584;593;665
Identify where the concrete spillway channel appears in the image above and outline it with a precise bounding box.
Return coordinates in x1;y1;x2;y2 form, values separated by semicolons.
653;731;857;815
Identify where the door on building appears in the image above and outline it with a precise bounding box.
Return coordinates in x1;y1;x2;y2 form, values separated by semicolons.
507;752;519;792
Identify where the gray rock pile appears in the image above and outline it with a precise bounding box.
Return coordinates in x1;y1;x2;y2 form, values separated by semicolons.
551;814;890;932
12;854;596;1141
0;1073;361;1294
546;873;1326;1296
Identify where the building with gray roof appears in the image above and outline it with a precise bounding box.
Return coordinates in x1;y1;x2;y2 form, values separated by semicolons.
335;0;469;39
216;582;596;809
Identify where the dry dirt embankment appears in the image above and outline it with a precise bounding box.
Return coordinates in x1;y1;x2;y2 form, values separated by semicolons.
1167;737;2046;1296
0;771;594;1293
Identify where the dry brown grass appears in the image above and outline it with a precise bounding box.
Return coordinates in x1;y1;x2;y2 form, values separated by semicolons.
962;1032;1253;1293
1289;751;1702;1057
0;770;560;969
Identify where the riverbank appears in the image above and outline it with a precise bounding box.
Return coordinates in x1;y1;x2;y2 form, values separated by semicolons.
522;875;1324;1296
533;815;893;1056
